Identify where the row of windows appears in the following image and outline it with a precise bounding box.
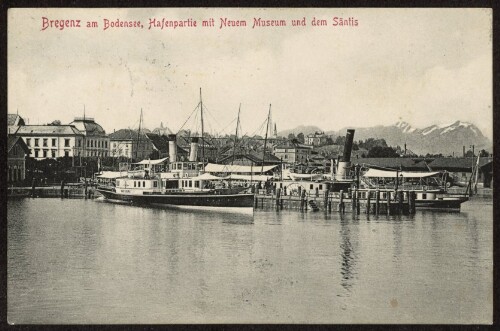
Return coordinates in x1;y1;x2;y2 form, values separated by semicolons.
32;149;71;158
30;149;109;158
180;180;200;188
87;139;108;149
133;180;158;188
27;138;71;147
25;138;109;149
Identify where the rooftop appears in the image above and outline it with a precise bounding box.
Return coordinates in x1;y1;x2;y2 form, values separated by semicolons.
8;114;25;126
69;117;106;136
108;129;149;140
8;135;30;154
15;125;83;136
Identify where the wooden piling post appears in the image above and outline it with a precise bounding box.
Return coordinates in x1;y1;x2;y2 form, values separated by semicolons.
352;189;356;212
366;190;371;214
356;190;360;214
324;189;329;213
339;190;344;213
375;190;380;215
398;190;403;215
276;189;280;210
409;191;416;214
386;191;391;215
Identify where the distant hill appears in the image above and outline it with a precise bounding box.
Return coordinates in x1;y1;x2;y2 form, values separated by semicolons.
280;121;491;156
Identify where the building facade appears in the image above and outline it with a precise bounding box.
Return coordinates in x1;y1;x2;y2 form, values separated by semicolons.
14;125;84;159
109;129;154;160
273;140;313;164
69;117;110;157
305;131;328;146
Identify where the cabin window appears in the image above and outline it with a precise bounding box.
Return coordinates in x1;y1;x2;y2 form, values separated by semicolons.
26;138;31;146
35;138;39;147
43;139;48;147
65;139;70;147
143;181;146;187
153;181;158;188
189;181;192;187
310;184;314;190
195;181;199;188
319;184;323;190
134;181;136;187
422;193;427;199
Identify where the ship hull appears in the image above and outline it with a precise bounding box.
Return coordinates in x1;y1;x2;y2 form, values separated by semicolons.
96;189;255;209
415;196;469;210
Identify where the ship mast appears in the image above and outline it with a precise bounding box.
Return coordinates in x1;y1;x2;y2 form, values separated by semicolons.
200;88;205;169
135;108;143;161
261;104;271;173
231;103;241;166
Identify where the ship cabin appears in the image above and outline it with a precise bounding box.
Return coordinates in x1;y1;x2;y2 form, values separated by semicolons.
114;159;229;194
274;180;332;197
361;168;446;191
158;161;204;189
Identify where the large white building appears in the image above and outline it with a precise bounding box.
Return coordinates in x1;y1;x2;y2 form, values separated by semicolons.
14;125;84;159
69;117;110;157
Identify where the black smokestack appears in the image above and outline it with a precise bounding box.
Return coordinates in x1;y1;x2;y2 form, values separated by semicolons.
342;129;355;162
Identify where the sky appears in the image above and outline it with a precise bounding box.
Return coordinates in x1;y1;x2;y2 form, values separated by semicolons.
8;8;493;140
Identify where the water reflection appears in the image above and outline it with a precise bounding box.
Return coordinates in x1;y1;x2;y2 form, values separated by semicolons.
7;197;493;324
338;215;358;294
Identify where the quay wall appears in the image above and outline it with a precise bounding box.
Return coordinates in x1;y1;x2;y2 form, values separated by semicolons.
8;186;98;199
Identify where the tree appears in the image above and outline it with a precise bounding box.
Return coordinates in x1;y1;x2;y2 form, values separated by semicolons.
479;149;489;157
367;146;399;158
297;132;305;143
50;120;61;125
334;135;346;146
287;133;296;140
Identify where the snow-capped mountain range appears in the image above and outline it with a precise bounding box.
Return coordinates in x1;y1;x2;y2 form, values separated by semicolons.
334;120;491;155
278;121;491;156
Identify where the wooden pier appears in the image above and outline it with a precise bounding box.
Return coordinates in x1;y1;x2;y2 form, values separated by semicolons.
254;188;417;215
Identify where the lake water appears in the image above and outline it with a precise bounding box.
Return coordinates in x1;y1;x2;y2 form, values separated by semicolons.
8;195;492;324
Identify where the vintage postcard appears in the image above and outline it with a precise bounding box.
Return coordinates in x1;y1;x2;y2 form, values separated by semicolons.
7;8;493;324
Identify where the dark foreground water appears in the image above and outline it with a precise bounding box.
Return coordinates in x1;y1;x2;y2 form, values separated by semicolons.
8;196;492;324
